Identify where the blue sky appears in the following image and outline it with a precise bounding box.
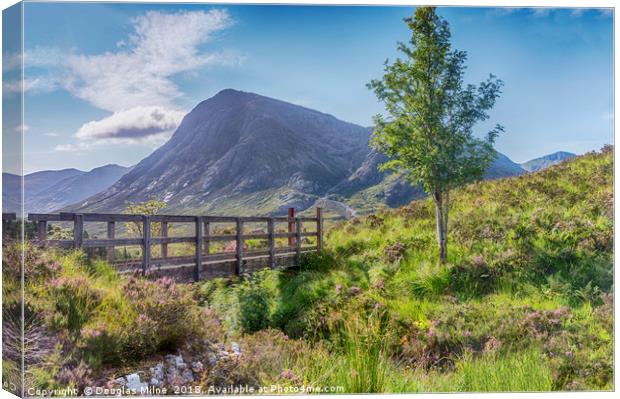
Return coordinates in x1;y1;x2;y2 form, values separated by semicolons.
6;3;613;174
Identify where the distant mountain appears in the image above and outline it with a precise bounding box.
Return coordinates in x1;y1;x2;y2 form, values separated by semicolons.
71;89;371;214
2;164;131;214
70;89;527;216
326;148;525;214
521;151;576;172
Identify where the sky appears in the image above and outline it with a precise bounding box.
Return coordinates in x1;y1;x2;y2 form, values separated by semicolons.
3;3;614;174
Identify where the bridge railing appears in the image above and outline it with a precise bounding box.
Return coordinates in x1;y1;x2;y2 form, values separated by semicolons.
2;208;322;281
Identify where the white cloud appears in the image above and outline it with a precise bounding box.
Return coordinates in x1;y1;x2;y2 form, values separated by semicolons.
75;106;185;143
570;9;586;17
62;9;237;112
27;9;240;153
43;132;60;137
532;8;551;17
3;77;60;94
15;124;29;133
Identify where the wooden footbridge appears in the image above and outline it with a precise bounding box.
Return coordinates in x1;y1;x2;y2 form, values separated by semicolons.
2;208;323;282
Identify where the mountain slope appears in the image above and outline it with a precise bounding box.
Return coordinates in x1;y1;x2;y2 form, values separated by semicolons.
26;164;131;213
72;89;371;214
327;148;525;214
2;165;131;213
521;151;576;172
71;90;526;216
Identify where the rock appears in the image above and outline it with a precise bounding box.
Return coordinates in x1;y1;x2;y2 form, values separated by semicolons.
191;361;204;373
113;377;126;387
181;369;194;382
125;373;147;392
206;353;218;366
165;354;186;369
231;342;241;355
150;363;164;380
149;363;164;387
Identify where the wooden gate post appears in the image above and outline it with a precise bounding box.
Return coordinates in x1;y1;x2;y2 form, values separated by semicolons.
295;218;302;266
203;220;210;255
235;218;243;275
194;216;202;282
288;207;295;247
73;214;83;248
142;215;151;274
161;221;168;259
37;220;47;242
316;207;323;250
268;218;275;268
107;221;115;262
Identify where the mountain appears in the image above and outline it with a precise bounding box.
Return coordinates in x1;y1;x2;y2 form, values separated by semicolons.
2;164;131;214
70;89;526;216
521;151;576;172
71;89;371;214
325;148;525;214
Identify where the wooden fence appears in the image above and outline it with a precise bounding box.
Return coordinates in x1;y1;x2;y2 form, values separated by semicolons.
2;208;323;281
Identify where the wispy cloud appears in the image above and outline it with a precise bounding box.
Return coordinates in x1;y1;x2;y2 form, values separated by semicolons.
531;8;551;18
62;9;238;112
15;124;29;133
43;132;60;137
27;9;240;151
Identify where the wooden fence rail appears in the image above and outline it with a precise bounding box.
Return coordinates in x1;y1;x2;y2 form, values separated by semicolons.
2;208;323;282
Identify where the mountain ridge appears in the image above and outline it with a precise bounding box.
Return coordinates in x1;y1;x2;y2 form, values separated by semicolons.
66;89;527;217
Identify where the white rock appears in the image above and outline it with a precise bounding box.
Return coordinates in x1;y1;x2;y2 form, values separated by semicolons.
113;377;126;387
181;369;194;382
125;373;147;392
150;363;165;382
231;342;241;355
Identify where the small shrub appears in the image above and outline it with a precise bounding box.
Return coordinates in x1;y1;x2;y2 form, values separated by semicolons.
237;277;271;333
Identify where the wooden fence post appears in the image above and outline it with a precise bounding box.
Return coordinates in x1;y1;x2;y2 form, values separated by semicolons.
203;220;210;255
73;214;83;248
194;216;202;282
161;221;168;259
142;215;151;274
236;218;243;275
37;220;47;242
288;207;295;247
107;221;115;262
316;207;323;250
268;218;275;268
295;218;302;266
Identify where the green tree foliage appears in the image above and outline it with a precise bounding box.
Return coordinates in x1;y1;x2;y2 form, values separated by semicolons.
368;7;504;263
123;199;168;237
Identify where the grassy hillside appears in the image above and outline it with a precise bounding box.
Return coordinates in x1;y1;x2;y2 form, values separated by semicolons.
200;146;613;391
4;147;612;393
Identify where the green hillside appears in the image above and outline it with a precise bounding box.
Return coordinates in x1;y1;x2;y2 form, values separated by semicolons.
4;147;612;393
200;146;613;391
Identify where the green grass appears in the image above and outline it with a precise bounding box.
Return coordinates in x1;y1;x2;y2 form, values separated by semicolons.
198;147;613;392
5;148;612;393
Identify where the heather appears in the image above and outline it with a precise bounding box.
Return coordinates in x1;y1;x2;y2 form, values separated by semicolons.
2;148;613;393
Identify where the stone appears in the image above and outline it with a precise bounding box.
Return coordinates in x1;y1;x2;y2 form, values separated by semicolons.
231;342;241;355
150;363;165;382
125;373;147;392
181;369;194;382
113;377;126;387
191;361;204;373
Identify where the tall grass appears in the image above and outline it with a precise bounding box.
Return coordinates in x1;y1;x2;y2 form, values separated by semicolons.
455;349;553;392
336;314;390;393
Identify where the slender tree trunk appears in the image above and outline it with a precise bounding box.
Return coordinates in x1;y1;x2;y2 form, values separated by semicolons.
433;191;448;264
